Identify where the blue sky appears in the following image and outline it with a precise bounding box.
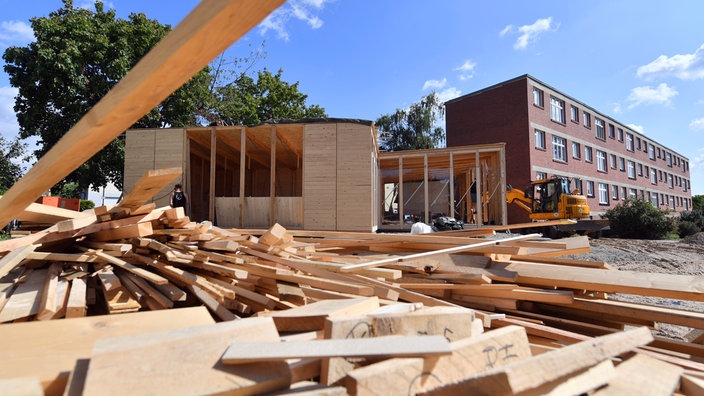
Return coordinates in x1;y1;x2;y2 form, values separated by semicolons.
1;0;704;196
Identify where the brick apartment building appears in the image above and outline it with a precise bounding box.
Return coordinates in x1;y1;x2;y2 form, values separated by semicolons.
445;74;692;223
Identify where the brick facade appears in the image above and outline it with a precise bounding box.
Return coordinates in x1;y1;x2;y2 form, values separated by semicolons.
446;75;693;224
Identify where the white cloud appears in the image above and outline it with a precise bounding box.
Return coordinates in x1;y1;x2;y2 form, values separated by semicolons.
690;117;704;131
499;25;513;37
422;78;447;91
626;83;678;109
637;43;704;81
627;124;645;134
612;102;623;114
259;0;331;40
502;17;555;51
0;86;20;141
454;60;476;81
0;20;34;46
437;87;461;104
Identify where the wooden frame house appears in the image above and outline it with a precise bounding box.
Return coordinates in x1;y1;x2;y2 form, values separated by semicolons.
124;120;507;232
379;144;507;230
125;119;379;232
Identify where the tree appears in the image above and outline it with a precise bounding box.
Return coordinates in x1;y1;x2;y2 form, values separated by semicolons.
207;68;326;125
693;195;704;210
376;92;445;151
0;136;27;194
2;0;211;193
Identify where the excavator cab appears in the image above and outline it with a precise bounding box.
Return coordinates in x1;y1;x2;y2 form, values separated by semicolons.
507;177;590;221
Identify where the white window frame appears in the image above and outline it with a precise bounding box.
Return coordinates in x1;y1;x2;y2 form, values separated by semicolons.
650;169;657;184
552;135;567;162
596;150;607;172
619;157;626;171
533;87;544;107
570;105;579;123
550;96;565;123
583;112;591;128
584;146;593;162
626;133;634;151
627;160;636;179
595;118;605;139
609;153;617;169
598;183;609;204
649;145;655;160
611;184;619;200
586;181;594;197
572;142;580;159
534;129;546;149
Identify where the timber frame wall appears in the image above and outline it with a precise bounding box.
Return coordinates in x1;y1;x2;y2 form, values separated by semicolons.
125;122;506;232
125;120;379;232
378;143;507;230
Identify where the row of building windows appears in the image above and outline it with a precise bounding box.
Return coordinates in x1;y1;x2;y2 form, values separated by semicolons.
535;170;692;210
532;86;689;173
534;128;690;193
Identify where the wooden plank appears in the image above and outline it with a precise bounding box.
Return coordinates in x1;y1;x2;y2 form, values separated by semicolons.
117;270;173;309
422;326;654;395
0;307;215;394
65;278;87;318
14;200;85;224
504;261;704;301
346;325;532;395
681;374;704;396
36;263;62;320
543;297;704;329
185;283;238;321
263;297;380;332
83;317;289;396
0;243;35;279
0;269;47;323
89;221;153;242
321;306;477;385
92;250;169;285
0;0;285;227
339;233;541;272
529;359;615;396
0;377;44;396
221;335;452;364
593;353;683;396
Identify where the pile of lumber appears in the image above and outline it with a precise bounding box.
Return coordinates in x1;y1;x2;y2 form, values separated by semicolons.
0;175;703;395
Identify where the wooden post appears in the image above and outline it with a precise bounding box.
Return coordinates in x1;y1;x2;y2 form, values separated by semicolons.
270;126;277;227
239;127;246;228
424;154;429;224
449;152;455;219
209;127;216;222
475;152;483;226
399;157;404;230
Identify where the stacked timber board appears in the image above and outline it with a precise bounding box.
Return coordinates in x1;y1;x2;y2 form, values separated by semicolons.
1;192;704;394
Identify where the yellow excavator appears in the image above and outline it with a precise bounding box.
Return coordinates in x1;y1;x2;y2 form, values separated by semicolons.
506;176;590;221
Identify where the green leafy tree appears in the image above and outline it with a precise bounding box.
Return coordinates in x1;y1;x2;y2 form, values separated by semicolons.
2;0;211;193
207;68;326;125
0;136;27;194
693;195;704;210
603;198;676;239
376;92;445;151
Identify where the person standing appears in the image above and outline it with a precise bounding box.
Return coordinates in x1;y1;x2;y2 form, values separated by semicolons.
170;183;189;214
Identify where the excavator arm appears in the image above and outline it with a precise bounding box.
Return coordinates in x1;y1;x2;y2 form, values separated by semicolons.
506;187;535;214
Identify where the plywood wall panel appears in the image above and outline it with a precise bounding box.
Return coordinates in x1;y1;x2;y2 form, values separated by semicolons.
336;123;374;231
303;124;337;230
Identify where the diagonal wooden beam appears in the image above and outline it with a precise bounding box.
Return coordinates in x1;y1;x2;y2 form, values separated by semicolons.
0;0;285;227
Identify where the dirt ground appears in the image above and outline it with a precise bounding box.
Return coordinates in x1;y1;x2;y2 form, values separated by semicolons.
567;232;704;340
